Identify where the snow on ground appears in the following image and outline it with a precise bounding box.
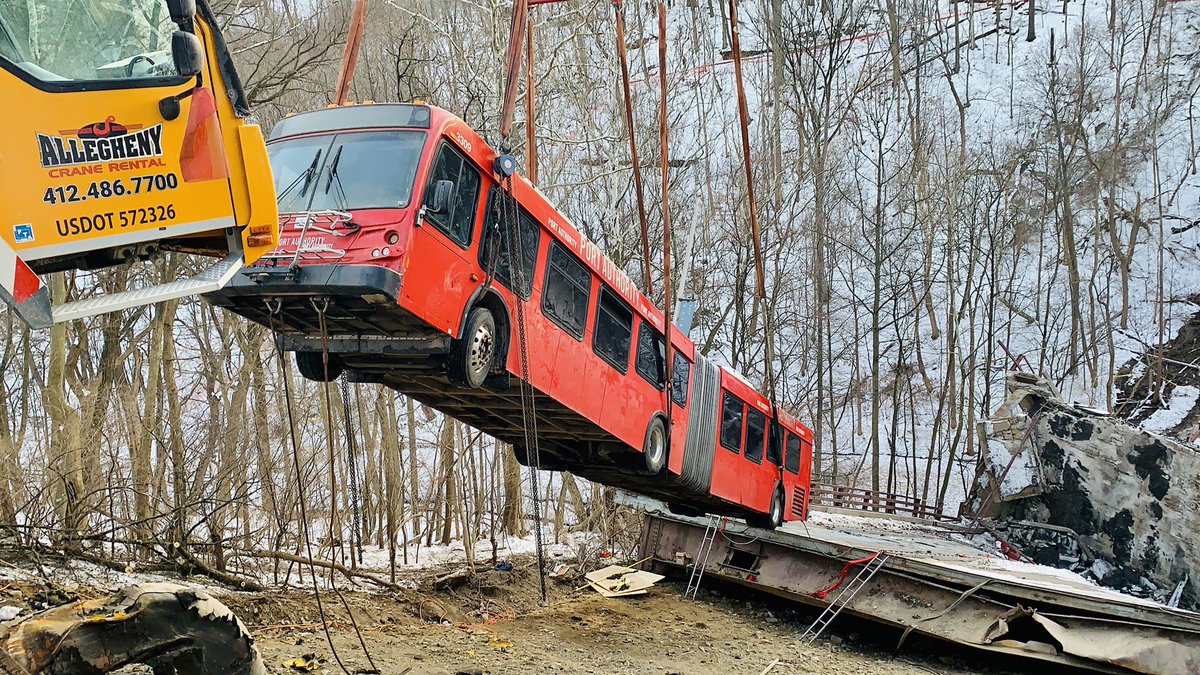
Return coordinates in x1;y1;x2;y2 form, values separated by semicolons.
0;525;609;606
1140;385;1200;433
0;558;229;602
924;555;1176;612
807;509;951;538
354;527;604;574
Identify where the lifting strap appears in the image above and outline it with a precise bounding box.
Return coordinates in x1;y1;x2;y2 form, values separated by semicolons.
266;300;352;675
339;378;365;563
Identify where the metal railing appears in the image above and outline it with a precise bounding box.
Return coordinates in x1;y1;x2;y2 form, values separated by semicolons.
808;483;951;520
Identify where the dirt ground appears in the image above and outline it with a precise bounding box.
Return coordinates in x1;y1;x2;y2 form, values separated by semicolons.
233;561;1038;675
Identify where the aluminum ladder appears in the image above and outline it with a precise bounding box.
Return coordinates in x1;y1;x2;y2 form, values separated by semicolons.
803;551;890;642
684;516;720;600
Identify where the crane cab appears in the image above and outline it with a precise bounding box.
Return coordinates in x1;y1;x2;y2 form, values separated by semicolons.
0;0;278;327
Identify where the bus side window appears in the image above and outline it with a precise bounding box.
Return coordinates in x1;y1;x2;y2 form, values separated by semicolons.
744;408;766;464
423;143;481;247
480;188;539;298
785;433;802;474
635;322;665;390
593;286;634;373
719;392;745;453
671;355;691;408
541;241;590;339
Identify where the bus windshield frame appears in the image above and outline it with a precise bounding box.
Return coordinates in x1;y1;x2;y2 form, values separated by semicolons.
0;0;190;91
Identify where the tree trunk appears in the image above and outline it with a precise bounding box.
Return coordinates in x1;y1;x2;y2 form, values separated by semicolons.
501;443;526;536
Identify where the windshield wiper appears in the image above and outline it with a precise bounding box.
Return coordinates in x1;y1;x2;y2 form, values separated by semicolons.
276;149;323;206
323;145;351;213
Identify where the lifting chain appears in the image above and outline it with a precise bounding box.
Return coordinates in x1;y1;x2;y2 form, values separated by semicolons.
499;170;549;604
312;300;378;672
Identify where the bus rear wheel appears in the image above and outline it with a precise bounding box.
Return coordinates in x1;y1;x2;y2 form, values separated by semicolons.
639;416;667;476
748;486;784;530
295;350;343;382
450;306;496;389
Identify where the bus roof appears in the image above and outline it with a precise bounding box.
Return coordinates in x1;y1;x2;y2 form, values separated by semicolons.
269;103;432;141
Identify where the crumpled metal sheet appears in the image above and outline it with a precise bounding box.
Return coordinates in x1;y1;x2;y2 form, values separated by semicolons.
1;582;265;675
986;606;1199;674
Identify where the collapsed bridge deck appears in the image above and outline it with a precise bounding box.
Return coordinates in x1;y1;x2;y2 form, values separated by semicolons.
633;502;1200;674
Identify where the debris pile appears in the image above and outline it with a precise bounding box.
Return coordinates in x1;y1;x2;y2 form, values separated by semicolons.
583;565;664;598
969;373;1198;609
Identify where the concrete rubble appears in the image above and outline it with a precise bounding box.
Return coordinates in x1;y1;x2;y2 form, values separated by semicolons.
968;372;1199;610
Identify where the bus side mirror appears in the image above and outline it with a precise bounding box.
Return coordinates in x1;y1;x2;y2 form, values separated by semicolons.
171;31;204;78
167;0;197;25
428;180;455;215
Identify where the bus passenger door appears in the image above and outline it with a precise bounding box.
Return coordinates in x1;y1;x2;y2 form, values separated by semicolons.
403;141;483;335
767;420;787;515
667;354;692;476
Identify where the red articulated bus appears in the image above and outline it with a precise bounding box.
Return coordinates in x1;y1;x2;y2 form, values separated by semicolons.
207;102;814;528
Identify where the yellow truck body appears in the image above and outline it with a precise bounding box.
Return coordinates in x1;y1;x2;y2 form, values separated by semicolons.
0;0;277;326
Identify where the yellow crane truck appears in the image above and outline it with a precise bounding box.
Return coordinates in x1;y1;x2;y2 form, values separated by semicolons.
0;0;277;327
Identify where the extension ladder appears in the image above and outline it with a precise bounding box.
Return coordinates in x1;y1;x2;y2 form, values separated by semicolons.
684;516;720;600
803;552;890;642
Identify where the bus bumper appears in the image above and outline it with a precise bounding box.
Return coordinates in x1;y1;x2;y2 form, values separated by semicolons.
204;263;411;337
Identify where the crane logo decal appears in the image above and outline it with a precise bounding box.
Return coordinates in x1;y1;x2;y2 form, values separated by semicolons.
37;117;164;170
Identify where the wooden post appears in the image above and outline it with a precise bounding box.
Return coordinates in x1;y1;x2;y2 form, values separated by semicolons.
525;22;538;184
728;0;765;300
499;0;531;139
728;0;778;405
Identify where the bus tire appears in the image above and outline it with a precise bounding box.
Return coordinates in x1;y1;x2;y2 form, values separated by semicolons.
295;350;343;382
512;444;529;466
450;306;496;389
639;416;667;476
512;445;566;471
748;485;784;530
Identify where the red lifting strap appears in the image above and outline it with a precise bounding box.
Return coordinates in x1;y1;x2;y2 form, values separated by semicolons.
808;551;884;600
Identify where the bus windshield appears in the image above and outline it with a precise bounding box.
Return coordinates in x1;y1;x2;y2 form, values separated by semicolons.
0;1;179;83
269;130;427;214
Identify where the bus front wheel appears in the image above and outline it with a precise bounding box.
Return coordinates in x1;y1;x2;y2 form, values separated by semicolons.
450;306;496;389
295;350;343;382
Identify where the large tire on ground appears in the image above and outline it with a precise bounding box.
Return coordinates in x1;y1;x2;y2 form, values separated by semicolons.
639;416;668;476
295;350;343;382
748;485;785;530
4;583;265;675
449;306;496;389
